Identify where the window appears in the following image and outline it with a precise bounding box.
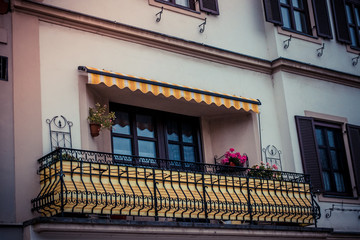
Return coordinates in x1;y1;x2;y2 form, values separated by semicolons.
0;56;7;81
157;0;196;10
280;0;311;34
110;103;202;166
295;116;360;197
315;123;351;195
153;0;219;15
332;0;360;49
263;0;333;38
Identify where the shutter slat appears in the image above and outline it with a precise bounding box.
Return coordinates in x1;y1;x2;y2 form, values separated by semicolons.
346;124;360;195
312;0;333;39
295;116;324;192
331;0;351;43
199;0;219;15
263;0;283;25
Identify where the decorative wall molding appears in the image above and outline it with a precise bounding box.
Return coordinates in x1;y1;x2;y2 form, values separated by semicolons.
13;0;360;88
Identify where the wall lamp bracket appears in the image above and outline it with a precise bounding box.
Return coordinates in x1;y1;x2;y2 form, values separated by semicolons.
316;43;325;57
352;54;360;66
156;7;163;22
283;35;292;49
199;18;206;33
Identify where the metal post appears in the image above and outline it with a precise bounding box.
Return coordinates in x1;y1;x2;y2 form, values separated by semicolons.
153;168;159;221
59;148;64;216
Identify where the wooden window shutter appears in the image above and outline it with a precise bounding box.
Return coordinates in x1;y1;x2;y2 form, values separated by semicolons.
331;0;351;44
199;0;219;15
295;116;324;192
346;124;360;195
263;0;283;25
312;0;333;39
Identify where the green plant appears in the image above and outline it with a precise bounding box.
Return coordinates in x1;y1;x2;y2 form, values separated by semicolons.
88;103;116;130
248;162;281;179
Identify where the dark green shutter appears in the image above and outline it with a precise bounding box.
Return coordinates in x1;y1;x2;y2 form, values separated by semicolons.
263;0;283;25
312;0;333;39
199;0;219;15
346;124;360;195
331;0;351;43
295;116;324;192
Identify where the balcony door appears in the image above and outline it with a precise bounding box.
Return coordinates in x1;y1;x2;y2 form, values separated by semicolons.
110;103;202;167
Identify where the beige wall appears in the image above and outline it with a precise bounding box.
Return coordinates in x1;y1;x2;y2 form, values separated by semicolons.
0;12;15;223
13;12;43;222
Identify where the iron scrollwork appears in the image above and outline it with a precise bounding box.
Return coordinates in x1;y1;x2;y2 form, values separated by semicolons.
47;115;73;151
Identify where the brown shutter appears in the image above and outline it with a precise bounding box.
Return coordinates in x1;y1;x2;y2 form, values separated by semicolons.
263;0;283;25
331;0;351;44
312;0;333;39
346;124;360;195
295;116;324;192
199;0;219;15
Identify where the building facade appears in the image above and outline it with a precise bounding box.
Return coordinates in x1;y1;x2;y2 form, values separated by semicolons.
0;0;360;239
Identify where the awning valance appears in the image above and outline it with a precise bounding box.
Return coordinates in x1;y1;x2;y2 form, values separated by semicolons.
78;66;261;113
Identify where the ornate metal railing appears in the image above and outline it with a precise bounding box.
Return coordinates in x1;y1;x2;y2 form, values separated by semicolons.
31;148;320;226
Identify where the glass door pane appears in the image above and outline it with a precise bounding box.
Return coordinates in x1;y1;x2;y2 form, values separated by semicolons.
136;114;154;138
112;111;130;134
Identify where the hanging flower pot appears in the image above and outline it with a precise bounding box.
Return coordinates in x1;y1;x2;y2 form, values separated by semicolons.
89;123;101;137
87;103;116;138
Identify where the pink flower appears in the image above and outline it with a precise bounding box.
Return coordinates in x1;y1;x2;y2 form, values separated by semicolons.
266;162;270;167
256;165;260;169
272;164;278;170
229;148;235;152
221;158;229;165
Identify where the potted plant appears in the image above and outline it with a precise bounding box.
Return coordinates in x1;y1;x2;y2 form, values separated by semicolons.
221;148;247;167
218;148;248;175
88;103;116;137
247;162;280;180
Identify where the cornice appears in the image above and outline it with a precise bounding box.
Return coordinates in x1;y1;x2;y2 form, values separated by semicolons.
272;58;360;88
13;0;360;88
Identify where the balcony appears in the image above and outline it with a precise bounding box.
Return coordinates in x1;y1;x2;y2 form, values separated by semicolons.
31;148;320;226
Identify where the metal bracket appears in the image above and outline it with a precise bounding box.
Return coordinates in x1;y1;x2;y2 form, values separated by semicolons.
199;18;206;33
155;7;163;22
283;35;292;49
352;54;360;66
325;203;360;219
316;43;325;57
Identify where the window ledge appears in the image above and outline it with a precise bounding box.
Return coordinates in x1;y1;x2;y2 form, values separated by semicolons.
277;26;322;45
347;45;360;55
318;194;360;204
149;0;206;19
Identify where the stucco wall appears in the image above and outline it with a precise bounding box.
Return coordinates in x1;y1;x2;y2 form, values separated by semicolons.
39;0;270;60
278;72;360;231
0;12;15;223
38;21;277;162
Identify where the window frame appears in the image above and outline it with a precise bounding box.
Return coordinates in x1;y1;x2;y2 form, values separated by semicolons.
0;56;8;81
331;0;360;52
263;0;333;41
155;0;197;12
296;113;360;200
279;0;312;35
345;0;360;49
314;121;352;197
150;0;219;18
110;103;203;164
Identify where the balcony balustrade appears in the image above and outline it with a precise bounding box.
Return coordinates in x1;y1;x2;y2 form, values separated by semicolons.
31;148;320;226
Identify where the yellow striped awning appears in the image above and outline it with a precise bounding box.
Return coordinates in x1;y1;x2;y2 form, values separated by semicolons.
78;66;261;113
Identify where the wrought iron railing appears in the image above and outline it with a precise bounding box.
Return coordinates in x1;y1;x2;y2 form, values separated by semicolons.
32;148;320;226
